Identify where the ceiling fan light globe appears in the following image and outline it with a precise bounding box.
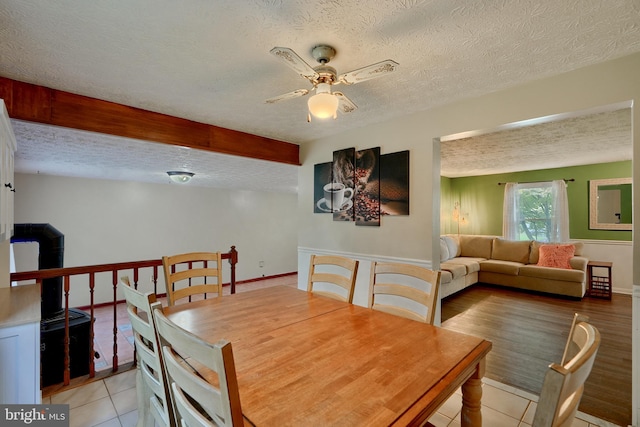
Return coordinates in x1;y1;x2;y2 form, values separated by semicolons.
308;93;339;119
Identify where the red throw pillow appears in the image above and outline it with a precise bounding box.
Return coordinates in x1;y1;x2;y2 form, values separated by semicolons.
537;244;575;269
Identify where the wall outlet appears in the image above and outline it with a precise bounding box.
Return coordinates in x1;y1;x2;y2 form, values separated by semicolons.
259;261;265;268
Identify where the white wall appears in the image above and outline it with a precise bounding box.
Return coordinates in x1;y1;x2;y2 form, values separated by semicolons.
298;52;640;425
12;173;298;306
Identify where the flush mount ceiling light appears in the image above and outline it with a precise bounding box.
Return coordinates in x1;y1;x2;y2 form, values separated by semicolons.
266;44;398;122
167;171;194;183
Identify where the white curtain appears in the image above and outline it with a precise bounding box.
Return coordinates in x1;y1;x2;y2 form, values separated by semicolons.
502;183;519;239
502;180;570;242
550;179;570;242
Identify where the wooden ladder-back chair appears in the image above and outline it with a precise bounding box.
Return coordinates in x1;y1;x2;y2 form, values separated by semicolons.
153;306;244;427
368;261;441;324
162;252;223;306
307;254;359;303
120;276;175;427
532;313;601;427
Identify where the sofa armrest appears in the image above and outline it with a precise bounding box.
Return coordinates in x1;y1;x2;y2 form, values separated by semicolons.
570;256;589;272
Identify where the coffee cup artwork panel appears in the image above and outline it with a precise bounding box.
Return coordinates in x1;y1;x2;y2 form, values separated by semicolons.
323;182;354;212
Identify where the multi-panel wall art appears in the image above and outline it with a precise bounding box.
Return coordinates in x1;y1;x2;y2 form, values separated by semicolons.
313;147;409;226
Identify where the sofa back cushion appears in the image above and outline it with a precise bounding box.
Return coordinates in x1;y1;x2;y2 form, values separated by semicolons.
442;236;460;258
530;241;583;264
440;237;450;261
459;235;493;259
492;238;531;263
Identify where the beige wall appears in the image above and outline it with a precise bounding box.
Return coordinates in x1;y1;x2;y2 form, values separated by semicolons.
0;240;9;288
12;173;298;306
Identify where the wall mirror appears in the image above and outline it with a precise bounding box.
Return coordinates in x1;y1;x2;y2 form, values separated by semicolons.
589;177;632;230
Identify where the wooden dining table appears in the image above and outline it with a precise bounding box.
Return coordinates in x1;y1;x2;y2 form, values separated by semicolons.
163;285;492;426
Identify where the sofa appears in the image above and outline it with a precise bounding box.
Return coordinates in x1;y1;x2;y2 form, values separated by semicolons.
439;234;588;299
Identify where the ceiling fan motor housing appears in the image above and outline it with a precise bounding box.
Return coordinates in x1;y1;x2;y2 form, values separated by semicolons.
311;45;336;64
314;65;337;85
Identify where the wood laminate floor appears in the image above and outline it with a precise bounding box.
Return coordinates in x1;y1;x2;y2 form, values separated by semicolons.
441;284;632;427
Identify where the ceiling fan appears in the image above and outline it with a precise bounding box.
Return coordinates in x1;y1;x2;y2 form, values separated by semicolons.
266;45;399;121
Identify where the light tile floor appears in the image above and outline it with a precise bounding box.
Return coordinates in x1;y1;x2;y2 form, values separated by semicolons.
52;275;619;427
45;369;615;427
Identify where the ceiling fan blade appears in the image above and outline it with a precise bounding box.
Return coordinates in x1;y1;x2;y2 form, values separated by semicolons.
338;59;399;85
270;47;318;80
334;92;358;114
265;89;309;104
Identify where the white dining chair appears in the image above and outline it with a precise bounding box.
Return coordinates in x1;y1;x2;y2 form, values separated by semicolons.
369;261;441;324
162;252;223;306
153;305;244;426
121;276;174;427
532;313;601;427
307;254;359;303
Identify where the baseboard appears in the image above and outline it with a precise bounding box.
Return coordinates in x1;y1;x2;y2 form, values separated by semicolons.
236;271;297;285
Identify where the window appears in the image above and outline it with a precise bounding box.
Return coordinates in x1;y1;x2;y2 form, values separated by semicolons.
503;180;569;242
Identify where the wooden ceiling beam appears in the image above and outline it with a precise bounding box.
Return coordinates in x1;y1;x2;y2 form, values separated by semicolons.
0;77;299;166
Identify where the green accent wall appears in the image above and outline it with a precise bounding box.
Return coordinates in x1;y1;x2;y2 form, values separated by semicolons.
441;161;631;241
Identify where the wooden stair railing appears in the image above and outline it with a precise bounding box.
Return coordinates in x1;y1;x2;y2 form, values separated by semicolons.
9;246;238;391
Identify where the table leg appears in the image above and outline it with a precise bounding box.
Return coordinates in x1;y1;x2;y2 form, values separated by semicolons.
461;359;485;427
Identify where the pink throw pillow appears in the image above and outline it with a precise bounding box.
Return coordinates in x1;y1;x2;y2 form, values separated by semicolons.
537;244;575;269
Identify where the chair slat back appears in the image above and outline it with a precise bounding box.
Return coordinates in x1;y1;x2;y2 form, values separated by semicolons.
162;252;223;306
121;277;174;427
153;306;243;427
368;261;441;324
307;254;359;303
532;314;601;427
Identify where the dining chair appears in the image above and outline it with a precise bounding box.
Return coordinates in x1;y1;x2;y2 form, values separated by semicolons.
120;276;175;427
532;313;601;427
368;261;441;324
307;254;359;303
152;306;244;427
162;252;223;306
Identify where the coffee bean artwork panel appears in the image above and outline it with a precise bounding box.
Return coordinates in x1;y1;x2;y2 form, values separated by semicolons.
332;147;356;221
380;150;409;216
355;147;381;226
314;162;333;214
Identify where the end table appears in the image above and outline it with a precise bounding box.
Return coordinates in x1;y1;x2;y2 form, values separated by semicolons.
587;261;612;299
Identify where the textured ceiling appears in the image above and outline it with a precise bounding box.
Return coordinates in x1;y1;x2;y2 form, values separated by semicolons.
10;120;299;192
1;0;639;190
441;106;633;177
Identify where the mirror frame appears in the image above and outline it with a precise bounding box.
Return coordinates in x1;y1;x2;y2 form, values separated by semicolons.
589;177;632;230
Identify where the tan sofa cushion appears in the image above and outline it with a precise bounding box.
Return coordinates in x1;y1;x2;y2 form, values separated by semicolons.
445;257;483;274
479;260;523;275
518;265;585;283
530;241;584;264
440;262;467;280
492;238;531;263
459;235;493;258
439;270;452;284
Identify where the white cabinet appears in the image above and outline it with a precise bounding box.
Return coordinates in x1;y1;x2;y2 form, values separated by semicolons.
0;284;41;404
0;100;16;242
0;322;40;403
